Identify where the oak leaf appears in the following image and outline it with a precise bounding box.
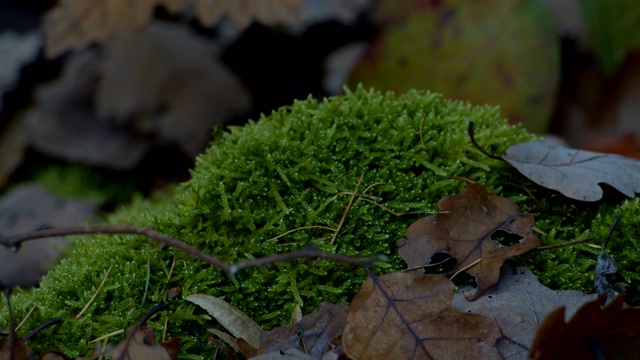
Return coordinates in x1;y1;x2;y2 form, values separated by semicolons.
451;265;597;359
43;0;187;57
397;183;540;300
502;140;640;201
342;271;502;359
529;294;640;359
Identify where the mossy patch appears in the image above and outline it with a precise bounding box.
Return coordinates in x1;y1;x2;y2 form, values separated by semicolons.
3;86;639;358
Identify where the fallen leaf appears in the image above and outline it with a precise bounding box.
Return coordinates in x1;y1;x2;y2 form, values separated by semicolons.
502;140;640;201
595;216;623;304
0;117;29;189
451;265;597;360
397;183;540;300
185;294;263;349
43;0;188;57
102;325;179;360
194;0;305;29
249;348;314;360
529;294;640;359
96;21;250;157
257;303;347;359
0;333;33;360
0;185;96;288
342;271;502;359
0;31;42;111
26;50;152;170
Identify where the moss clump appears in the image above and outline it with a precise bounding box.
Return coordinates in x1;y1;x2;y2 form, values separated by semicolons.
3;86;639;358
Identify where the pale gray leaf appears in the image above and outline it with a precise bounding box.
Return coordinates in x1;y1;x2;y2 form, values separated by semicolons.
186;294;263;349
503;140;640;201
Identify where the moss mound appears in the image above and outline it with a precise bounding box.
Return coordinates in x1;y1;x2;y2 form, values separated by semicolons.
3;86;639;358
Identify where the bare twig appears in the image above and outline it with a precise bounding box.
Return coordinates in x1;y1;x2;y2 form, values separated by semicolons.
467;122;504;160
535;237;594;250
330;172;365;245
0;225;383;277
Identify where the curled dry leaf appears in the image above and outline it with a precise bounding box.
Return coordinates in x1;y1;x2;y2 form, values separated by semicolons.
397;183;540;300
257;303;347;359
502;140;640;201
342;271;502;359
185;294;263;349
529;294;640;359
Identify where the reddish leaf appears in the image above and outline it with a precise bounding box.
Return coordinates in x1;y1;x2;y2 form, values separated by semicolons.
342;271;502;359
529;294;640;359
397;183;540;300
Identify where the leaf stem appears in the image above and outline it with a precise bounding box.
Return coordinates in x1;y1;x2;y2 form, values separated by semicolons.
467;122;503;160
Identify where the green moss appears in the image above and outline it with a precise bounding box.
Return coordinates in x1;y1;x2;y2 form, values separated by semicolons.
3;86;639;358
25;163;140;203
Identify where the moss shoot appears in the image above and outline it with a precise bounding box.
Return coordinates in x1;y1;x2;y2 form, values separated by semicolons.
3;86;639;358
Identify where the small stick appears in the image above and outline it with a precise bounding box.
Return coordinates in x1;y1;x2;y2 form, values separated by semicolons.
76;262;114;319
535;237;594;250
330;172;365;245
467;122;503;160
0;225;383;277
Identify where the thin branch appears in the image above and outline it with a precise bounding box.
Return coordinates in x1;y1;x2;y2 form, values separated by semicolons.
535;237;594;250
330;172;365;245
0;225;383;277
76;261;114;319
419;114;427;149
467;122;503;160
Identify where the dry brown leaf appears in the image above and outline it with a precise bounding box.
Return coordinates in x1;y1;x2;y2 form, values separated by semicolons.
502;140;640;201
43;0;189;58
0;333;33;360
102;325;179;360
194;0;304;29
342;271;502;359
397;183;540;300
529;294;640;359
257;303;347;359
96;21;250;157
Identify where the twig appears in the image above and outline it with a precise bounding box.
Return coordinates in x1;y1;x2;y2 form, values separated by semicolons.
330;172;365;245
22;318;62;343
265;226;336;242
76;261;114;319
535;237;594;250
0;225;383;277
467;122;504;160
419;114;427;149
